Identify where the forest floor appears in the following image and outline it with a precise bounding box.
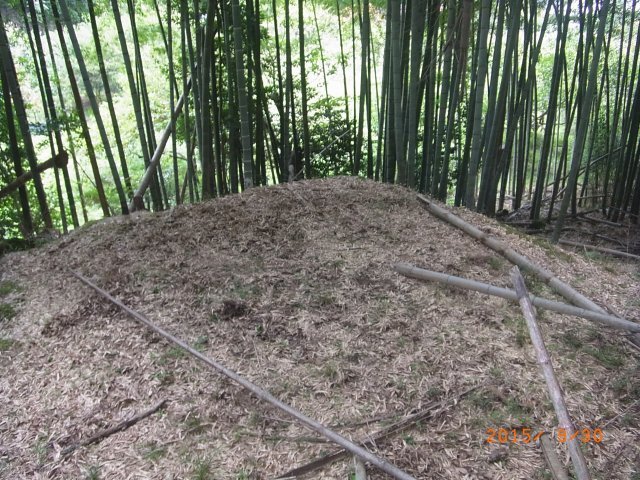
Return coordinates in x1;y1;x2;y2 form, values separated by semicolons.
0;177;638;480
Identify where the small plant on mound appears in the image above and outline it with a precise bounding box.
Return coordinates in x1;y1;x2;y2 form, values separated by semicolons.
85;465;101;480
503;316;530;347
612;370;640;400
142;441;167;462
0;338;14;351
561;330;583;349
0;281;19;296
583;344;625;369
488;256;505;271
191;459;213;480
0;303;16;321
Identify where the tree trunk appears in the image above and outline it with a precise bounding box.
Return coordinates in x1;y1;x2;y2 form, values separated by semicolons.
232;0;254;189
552;0;609;242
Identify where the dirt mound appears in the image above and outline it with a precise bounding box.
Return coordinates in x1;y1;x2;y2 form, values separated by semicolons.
0;177;638;479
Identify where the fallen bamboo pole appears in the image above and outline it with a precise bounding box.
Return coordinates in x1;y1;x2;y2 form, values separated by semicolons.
129;78;191;212
69;270;415;480
417;195;607;315
559;240;640;261
275;385;477;479
61;399;167;456
538;433;570;480
0;151;68;200
354;457;368;480
578;214;626;228
393;263;640;333
510;267;591;480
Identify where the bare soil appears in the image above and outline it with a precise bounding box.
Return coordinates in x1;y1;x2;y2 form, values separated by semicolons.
0;177;638;479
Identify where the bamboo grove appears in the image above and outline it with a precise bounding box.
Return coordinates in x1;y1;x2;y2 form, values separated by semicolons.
1;0;640;240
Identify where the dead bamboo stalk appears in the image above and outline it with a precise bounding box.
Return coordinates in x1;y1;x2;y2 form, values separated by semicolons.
417;195;607;315
275;385;477;479
578;214;625;228
61;399;167;456
354;456;368;480
69;270;415;480
510;267;591;480
129;78;191;212
0;151;68;200
394;263;640;333
538;433;570;480
559;240;640;261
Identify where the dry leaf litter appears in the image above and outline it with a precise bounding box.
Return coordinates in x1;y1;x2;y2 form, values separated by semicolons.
0;177;638;479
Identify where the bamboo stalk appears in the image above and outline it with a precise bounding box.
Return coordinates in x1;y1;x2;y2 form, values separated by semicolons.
354;456;368;480
276;385;477;479
510;267;591;480
538;433;570;480
578;214;626;228
61;399;167;456
559;240;640;261
417;195;607;314
69;270;415;480
0;151;67;200
129;79;191;212
393;263;640;332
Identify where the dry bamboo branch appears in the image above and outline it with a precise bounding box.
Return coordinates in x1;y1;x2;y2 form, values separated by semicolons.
394;263;640;332
275;385;477;479
559;240;640;261
61;399;167;456
578;214;626;228
538;433;570;480
417;195;607;315
510;267;591;480
69;271;415;480
0;151;68;200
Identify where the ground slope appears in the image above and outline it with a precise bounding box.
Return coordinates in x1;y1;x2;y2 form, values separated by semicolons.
0;177;638;479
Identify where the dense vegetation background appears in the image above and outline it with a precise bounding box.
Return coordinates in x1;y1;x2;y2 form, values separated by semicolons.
1;0;639;243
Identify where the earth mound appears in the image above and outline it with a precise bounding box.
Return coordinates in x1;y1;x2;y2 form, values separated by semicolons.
0;177;638;479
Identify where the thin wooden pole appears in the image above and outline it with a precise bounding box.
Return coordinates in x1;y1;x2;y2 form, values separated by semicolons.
69;270;415;480
510;267;591;480
394;263;640;332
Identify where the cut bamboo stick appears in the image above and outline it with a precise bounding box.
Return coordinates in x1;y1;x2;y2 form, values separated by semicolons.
354;456;368;480
559;240;640;261
275;386;476;479
417;195;607;315
70;270;415;480
393;263;640;333
579;214;625;228
510;267;591;480
61;399;167;456
538;433;570;480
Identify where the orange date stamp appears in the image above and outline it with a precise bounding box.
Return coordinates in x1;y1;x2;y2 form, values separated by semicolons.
485;427;604;445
